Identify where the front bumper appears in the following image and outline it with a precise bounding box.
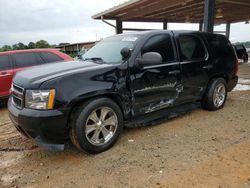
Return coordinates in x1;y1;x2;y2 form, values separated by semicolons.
227;75;238;92
8;98;69;151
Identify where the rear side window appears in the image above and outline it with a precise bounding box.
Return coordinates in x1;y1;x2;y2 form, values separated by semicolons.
40;52;63;63
13;52;43;68
235;45;245;50
178;35;206;61
142;34;175;62
205;34;235;58
0;55;11;71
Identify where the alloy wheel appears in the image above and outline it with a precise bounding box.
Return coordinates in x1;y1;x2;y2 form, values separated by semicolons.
85;107;118;146
213;83;226;108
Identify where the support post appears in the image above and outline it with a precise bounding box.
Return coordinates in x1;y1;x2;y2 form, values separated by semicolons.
116;19;123;34
203;0;215;32
163;20;168;30
226;22;231;39
199;20;203;31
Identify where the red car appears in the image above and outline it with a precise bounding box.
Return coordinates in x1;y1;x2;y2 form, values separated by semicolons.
0;49;72;99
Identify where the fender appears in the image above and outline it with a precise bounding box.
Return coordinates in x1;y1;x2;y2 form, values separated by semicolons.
40;62;132;119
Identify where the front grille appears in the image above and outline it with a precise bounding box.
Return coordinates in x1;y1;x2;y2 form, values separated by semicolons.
12;84;24;109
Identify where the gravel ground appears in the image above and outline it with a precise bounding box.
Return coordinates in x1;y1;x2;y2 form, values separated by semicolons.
0;63;250;188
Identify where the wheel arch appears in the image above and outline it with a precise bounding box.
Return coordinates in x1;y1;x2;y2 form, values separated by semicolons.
66;93;129;129
202;74;228;99
209;73;229;83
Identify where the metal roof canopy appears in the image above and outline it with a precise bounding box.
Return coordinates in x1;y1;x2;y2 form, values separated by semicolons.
92;0;250;37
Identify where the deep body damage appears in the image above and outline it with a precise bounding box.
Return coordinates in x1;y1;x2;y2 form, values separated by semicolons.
8;31;238;151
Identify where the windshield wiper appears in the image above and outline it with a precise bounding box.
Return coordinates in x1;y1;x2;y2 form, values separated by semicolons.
82;57;106;64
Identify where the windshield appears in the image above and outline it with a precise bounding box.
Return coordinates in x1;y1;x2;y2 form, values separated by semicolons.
81;35;139;64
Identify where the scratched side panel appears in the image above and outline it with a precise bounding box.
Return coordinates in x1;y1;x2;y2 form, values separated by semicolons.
131;63;182;115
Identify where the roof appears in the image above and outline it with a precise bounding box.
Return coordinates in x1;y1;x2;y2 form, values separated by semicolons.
107;29;225;36
56;41;97;48
0;48;60;55
92;0;250;24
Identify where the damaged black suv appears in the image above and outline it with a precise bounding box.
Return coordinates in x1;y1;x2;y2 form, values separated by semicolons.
8;31;238;154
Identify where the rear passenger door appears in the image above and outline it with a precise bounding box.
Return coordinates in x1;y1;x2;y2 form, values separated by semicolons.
39;52;64;63
176;34;211;101
12;52;44;74
0;54;13;97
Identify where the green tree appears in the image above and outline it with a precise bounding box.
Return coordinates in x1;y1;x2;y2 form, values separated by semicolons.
35;40;50;48
12;44;19;50
18;42;26;49
1;45;12;51
28;42;36;49
12;42;26;50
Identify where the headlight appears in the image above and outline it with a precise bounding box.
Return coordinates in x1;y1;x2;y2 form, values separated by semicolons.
25;89;55;110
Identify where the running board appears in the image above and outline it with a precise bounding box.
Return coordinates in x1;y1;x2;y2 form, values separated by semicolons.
125;102;200;128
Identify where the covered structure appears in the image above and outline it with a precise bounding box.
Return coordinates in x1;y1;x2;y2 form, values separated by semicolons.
56;41;96;55
92;0;250;38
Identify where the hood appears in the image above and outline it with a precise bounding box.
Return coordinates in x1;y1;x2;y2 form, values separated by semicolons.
13;61;110;88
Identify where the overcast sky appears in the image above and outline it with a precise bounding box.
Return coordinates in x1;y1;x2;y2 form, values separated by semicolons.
0;0;250;46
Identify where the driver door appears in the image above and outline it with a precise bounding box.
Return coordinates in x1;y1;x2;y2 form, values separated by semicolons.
131;34;182;115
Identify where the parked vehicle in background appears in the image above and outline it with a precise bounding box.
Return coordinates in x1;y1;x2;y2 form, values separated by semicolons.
234;44;248;63
0;49;72;99
8;31;238;154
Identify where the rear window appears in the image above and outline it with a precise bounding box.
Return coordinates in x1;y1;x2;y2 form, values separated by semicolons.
0;55;11;71
13;52;43;68
178;35;206;61
40;52;63;63
235;45;245;50
205;34;235;58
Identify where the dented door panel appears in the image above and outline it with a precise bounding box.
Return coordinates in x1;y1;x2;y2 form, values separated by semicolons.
131;63;182;115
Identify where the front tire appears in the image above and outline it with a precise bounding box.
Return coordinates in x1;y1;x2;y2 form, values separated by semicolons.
202;78;227;111
243;55;248;63
70;98;123;154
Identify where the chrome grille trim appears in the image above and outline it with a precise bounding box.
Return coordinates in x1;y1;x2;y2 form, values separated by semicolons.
12;84;24;109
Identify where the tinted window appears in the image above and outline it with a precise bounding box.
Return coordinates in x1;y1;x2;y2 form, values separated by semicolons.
235;45;245;50
0;55;11;71
205;34;235;58
179;35;206;61
40;52;63;63
13;53;42;68
142;34;175;62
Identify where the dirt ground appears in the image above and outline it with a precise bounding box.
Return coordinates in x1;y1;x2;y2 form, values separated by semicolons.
1;63;250;188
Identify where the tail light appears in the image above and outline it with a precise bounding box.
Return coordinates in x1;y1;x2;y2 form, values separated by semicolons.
234;58;239;75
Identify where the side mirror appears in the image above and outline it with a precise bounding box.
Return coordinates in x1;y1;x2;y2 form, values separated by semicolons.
77;54;82;60
137;52;163;67
120;47;131;60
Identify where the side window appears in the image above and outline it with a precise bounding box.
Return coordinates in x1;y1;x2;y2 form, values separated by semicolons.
235;45;244;50
13;53;42;68
205;34;234;58
142;34;175;62
40;52;63;63
0;55;11;71
178;35;206;61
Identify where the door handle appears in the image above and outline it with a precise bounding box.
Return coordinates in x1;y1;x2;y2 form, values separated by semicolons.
169;70;180;75
0;73;11;77
202;65;213;70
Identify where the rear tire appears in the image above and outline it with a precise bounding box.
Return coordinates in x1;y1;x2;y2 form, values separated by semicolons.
202;78;227;111
70;98;123;154
243;55;248;63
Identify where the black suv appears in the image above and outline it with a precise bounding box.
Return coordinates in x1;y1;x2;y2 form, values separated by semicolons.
8;31;238;154
234;44;248;63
